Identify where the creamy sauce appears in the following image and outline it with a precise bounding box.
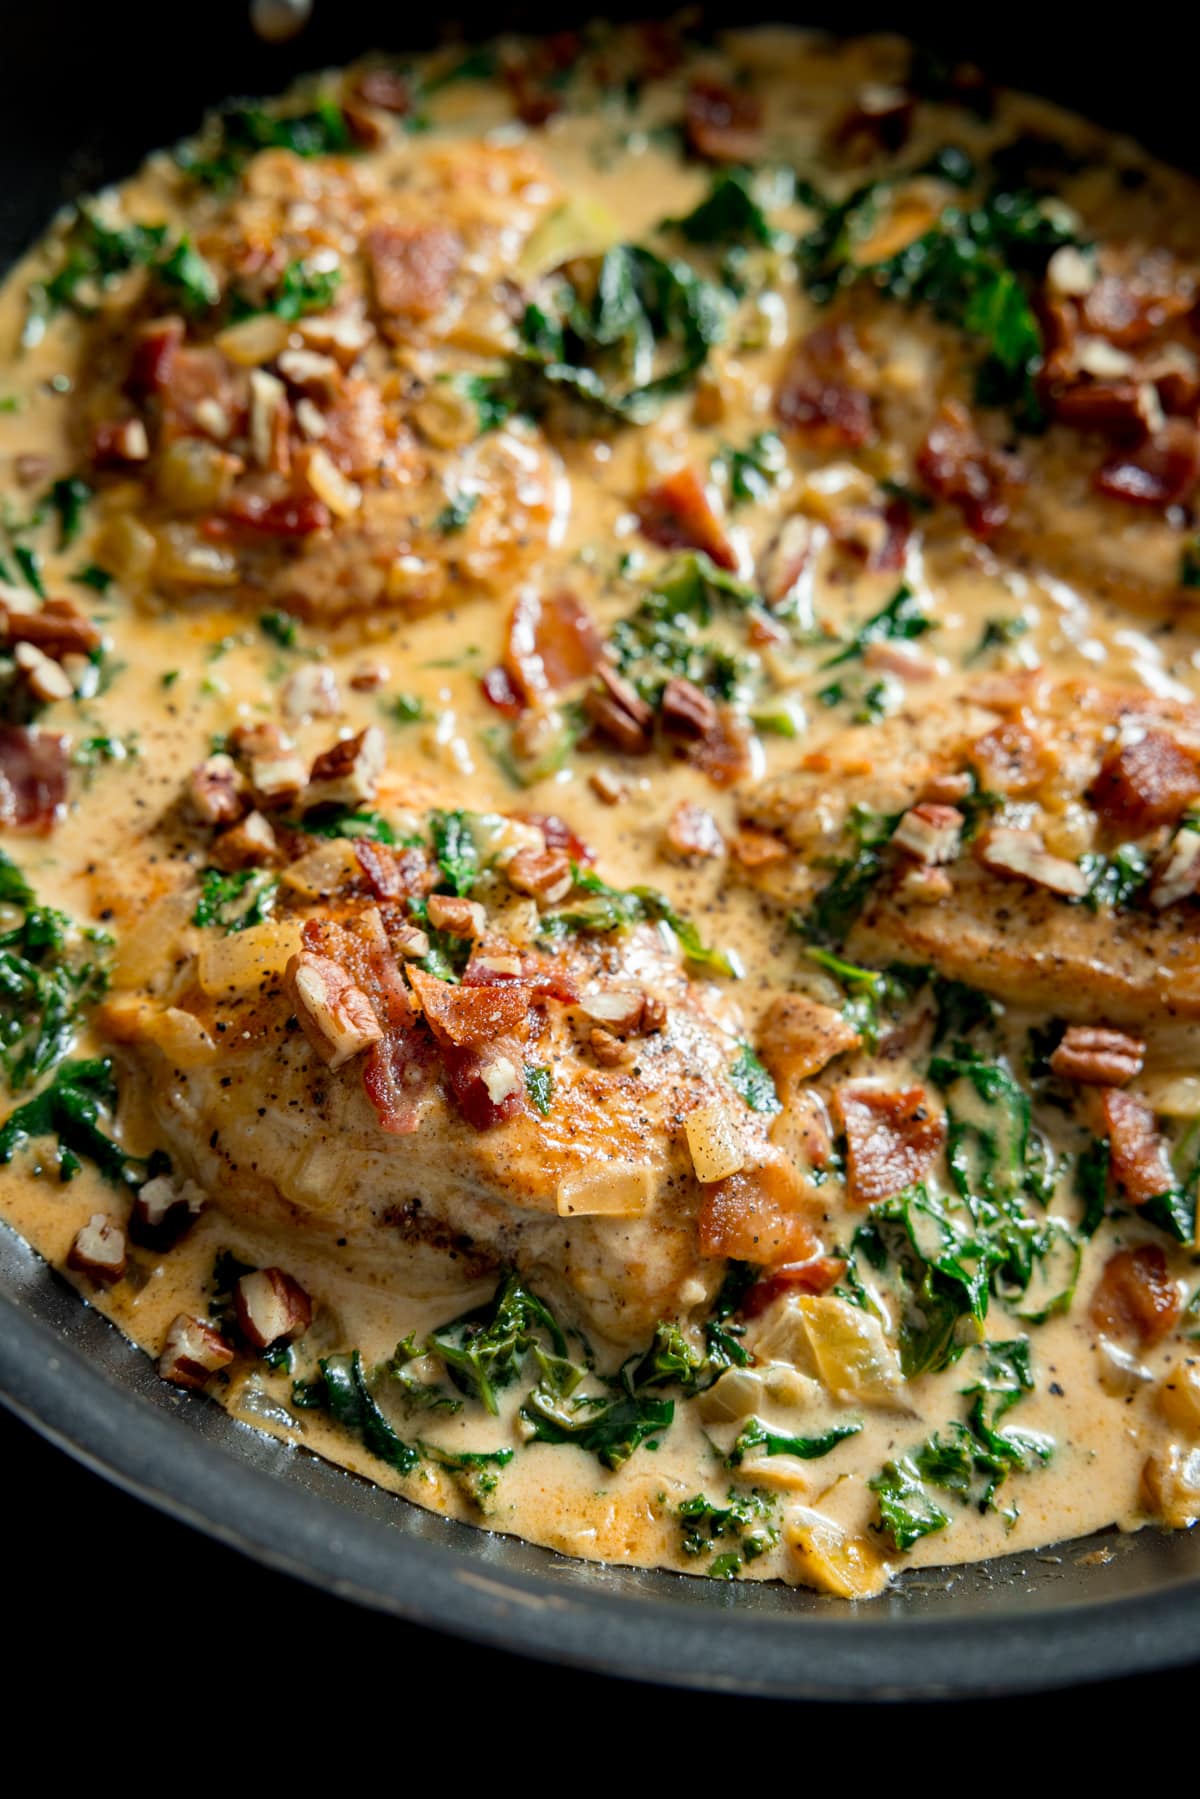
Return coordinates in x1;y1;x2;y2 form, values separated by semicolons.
1;24;1200;1597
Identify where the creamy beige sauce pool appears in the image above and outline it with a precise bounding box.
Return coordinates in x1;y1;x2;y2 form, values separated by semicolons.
1;24;1200;1597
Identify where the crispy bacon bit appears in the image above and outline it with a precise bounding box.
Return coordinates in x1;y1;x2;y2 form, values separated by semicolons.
1091;1244;1181;1345
366;222;463;321
891;802;963;865
969;721;1051;796
515;811;596;866
759;994;861;1087
1096;420;1200;507
127;316;184;396
698;1160;818;1264
504;590;605;708
831;84;914;157
634;467;738;571
975;825;1090;898
159;1314;235;1389
917;400;1025;536
1090;730;1200;833
833;1082;946;1206
1;598;101;660
354;839;428;902
743;1255;847;1318
661;676;719;741
439;1043;524;1130
731;824;789;870
0;727;69;832
222;492;331;537
159;344;246;444
91;417;150;466
1083;267;1197;350
481;664;524;718
684;78;765;163
68;1213;127;1284
319;378;393;480
689;705;753;789
286;949;384;1070
663;800;724;862
1050;1026;1146;1086
362;1026;435;1136
408;966;530;1048
775;326;875;449
1095;1087;1175;1206
584;664;654;754
233;1267;312;1350
1047;379;1146;436
505;845;573;904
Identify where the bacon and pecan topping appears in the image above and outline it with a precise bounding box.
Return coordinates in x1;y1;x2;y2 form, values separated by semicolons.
0;726;69;832
916;400;1025;536
1049;1026;1146;1086
501;588;605;709
832;1082;946;1206
1090;730;1200;833
1091;1244;1181;1345
698;1160;819;1265
365;222;464;322
1093;1088;1175;1207
742;1255;848;1317
634;467;738;571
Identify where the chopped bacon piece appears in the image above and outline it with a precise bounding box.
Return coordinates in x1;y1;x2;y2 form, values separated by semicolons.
1083;270;1196;350
365;223;463;321
127;316;184;397
504;589;605;706
775;326;875;449
731;824;789;870
514;811;596;865
1050;1026;1145;1086
220;492;331;537
689;705;752;789
362;1028;435;1135
634;467;737;571
1096;420;1200;507
663;800;724;861
1047;379;1146;436
1090;730;1200;832
0;727;68;831
698;1160;819;1264
353;840;430;903
684;78;765;163
441;1042;525;1130
407;965;531;1049
158;345;247;444
743;1256;847;1317
1095;1087;1175;1207
831;87;914;157
319;378;391;479
759;995;860;1087
481;664;524;718
1091;1244;1181;1345
916;400;1025;536
833;1082;946;1206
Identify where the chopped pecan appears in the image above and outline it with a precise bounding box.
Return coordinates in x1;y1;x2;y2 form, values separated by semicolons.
660;677;719;741
1050;1025;1145;1085
742;1255;847;1318
584;665;654;754
282;663;341;723
731;824;789;870
1091;1245;1181;1345
589;1025;633;1067
213;809;278;869
975;826;1090;898
504;845;573;904
306;726;385;808
1;597;101;660
233;1267;313;1350
285;949;385;1069
1151;825;1200;909
833;1082;946;1206
425;893;486;938
159;1314;235;1388
129;1174;204;1249
891;802;963;865
67;1213;127;1284
689;705;752;788
1094;1087;1175;1206
579;988;662;1035
355;66;413;112
188;753;247;826
588;766;628;805
634;466;738;571
663;800;724;861
390;920;430;961
13;642;72;703
250;754;307;810
1090;730;1200;833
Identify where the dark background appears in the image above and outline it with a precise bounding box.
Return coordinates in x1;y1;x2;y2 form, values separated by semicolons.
2;0;1198;1718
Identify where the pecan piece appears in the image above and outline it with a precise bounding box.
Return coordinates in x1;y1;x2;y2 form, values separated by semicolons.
975;826;1090;898
187;752;247;826
1091;1245;1181;1346
1050;1025;1145;1085
159;1314;235;1388
663;800;724;861
425;894;486;939
504;845;573;904
67;1213;127;1284
285;949;384;1069
661;677;719;741
233;1267;313;1350
584;665;654;754
129;1174;204;1250
305;726;385;808
891;802;963;865
1151;825;1200;909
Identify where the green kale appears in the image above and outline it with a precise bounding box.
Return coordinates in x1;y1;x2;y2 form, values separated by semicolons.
820;584;932;669
870;1456;951;1551
418;1438;513;1506
192;868;279;934
671;169;779;248
155;237;220;312
728;1042;781;1114
178;98;353;187
435;491;481;535
300;806;398;845
727;1417;862;1467
1075;1135;1110;1237
384;692;428;724
675;1486;777;1563
1079;844;1151;912
293;1350;421;1475
234;257;341;322
48;476;92;549
719;430;787;506
0;1056;137;1185
425;1271;569;1415
429;808;480;895
524;1064;554;1116
931;974;999;1046
540;864;738;977
1182;537;1200;590
793;804;901;948
0;852;110;1091
258;609;299;648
